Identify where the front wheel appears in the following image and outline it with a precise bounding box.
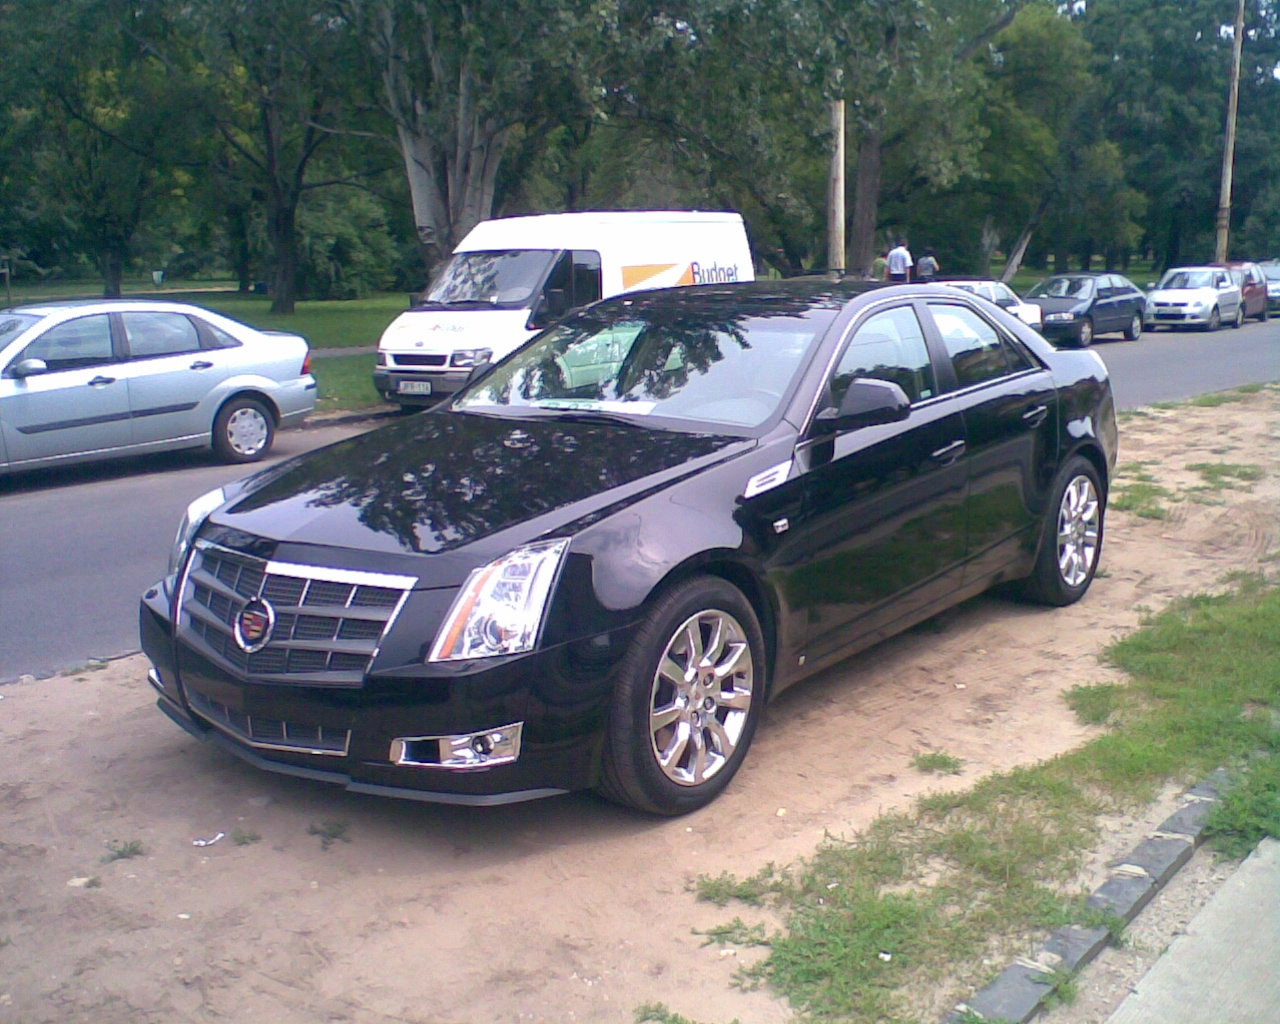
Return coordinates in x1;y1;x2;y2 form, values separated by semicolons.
212;396;274;463
1021;455;1105;607
1076;317;1094;347
1204;306;1221;331
1123;312;1142;341
597;577;765;815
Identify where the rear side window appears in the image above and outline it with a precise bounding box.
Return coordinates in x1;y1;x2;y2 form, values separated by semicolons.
122;311;202;358
928;303;1033;388
830;306;936;406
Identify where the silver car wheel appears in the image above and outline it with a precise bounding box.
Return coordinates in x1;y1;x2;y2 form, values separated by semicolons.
648;609;754;787
1057;474;1100;588
226;405;270;457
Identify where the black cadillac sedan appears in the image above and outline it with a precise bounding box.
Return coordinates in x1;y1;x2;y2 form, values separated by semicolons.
141;279;1117;815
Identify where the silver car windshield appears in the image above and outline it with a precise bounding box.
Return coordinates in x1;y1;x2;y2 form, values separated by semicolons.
454;306;836;429
422;250;557;308
0;314;39;349
1159;270;1214;289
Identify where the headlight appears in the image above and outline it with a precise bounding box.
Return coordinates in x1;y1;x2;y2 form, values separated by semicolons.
1044;311;1076;322
450;348;493;368
168;487;226;575
429;538;570;662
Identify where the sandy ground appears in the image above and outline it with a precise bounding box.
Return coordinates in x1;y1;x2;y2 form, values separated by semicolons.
2;387;1279;1024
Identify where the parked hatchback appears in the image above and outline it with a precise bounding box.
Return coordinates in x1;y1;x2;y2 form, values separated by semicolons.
0;300;316;475
1144;267;1243;331
142;280;1117;815
1023;272;1145;346
1221;261;1269;322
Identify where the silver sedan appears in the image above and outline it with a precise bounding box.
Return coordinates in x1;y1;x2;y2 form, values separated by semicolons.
0;299;316;475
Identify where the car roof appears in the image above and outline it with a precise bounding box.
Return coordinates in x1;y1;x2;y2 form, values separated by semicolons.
2;298;211;317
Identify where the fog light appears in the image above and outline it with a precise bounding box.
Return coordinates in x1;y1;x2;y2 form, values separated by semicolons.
390;722;523;770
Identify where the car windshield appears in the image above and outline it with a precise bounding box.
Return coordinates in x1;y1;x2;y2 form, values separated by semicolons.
420;250;557;308
453;302;836;430
0;313;38;347
1027;277;1095;300
1159;269;1214;289
1263;265;1280;282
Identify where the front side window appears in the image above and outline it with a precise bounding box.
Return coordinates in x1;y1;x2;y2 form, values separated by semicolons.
830;306;936;407
571;250;602;306
929;303;1032;389
122;311;202;358
20;314;115;371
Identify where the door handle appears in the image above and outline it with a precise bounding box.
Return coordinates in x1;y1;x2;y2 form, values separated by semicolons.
190;360;214;370
1021;404;1049;428
930;439;966;464
87;375;116;386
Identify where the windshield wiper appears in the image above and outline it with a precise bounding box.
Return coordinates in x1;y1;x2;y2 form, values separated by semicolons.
413;298;500;310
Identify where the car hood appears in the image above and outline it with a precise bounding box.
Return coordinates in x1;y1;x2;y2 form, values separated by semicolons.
1147;287;1219;303
209;410;750;564
1029;296;1090;315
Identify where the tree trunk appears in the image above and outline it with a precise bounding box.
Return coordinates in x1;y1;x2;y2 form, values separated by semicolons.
977;215;1000;277
267;200;299;315
849;129;883;277
227;205;254;292
100;247;125;299
1002;193;1053;283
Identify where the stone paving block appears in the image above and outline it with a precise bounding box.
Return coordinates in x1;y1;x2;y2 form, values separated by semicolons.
960;962;1056;1023
1089;872;1159;922
1040;923;1112;974
1185;768;1230;801
1157;800;1212;839
1119;836;1194;887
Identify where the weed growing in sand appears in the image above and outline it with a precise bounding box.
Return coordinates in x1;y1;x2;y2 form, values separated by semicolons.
101;839;144;863
231;827;261;846
1065;683;1126;726
308;820;350;850
1187;461;1263;491
1111;463;1173;519
912;750;965;775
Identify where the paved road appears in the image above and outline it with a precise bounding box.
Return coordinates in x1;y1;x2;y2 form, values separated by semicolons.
1;318;1277;684
0;420;379;682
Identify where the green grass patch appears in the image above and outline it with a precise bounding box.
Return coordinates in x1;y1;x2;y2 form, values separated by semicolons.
307;820;351;850
1110;480;1173;519
911;750;965;775
101;839;145;863
311;352;383;413
693;579;1280;1021
231;827;262;846
1186;462;1264;490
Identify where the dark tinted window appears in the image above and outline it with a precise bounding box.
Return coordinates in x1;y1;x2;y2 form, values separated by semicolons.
928;303;1032;388
122;311;202;358
572;250;602;306
831;306;936;405
21;315;115;370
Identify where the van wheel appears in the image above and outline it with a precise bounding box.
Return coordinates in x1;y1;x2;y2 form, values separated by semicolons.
213;397;274;463
597;577;764;815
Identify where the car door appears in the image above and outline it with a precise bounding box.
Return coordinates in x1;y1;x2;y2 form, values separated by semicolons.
0;313;132;467
1213;271;1240;319
789;302;970;667
118;310;233;446
922;300;1059;583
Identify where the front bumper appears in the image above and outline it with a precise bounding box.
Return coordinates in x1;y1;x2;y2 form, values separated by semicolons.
140;579;632;806
1038;318;1086;344
1145;305;1214;327
373;368;470;406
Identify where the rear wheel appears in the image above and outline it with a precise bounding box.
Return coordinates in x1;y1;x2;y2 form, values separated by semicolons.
1233;304;1245;329
598;577;765;815
212;397;274;463
1021;455;1105;607
1123;312;1142;341
1262;305;1270;322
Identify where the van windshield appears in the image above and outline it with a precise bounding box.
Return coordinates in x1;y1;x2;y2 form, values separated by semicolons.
420;250;557;309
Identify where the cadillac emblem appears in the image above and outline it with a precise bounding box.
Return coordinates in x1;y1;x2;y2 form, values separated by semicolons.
233;597;276;653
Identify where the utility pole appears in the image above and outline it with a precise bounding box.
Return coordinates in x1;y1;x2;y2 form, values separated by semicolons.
1215;0;1247;263
827;99;846;277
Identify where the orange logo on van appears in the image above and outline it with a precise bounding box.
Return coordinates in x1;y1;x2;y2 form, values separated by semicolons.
622;264;696;290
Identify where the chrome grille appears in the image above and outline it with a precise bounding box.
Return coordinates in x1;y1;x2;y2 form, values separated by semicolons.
180;541;416;686
187;690;350;755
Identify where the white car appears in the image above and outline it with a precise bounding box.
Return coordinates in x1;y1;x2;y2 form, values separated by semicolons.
0;299;317;475
1261;261;1280;310
1144;267;1243;331
938;279;1043;327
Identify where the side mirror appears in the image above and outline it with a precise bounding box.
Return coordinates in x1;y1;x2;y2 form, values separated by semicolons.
8;357;48;379
812;378;911;436
1146;282;1156;290
995;296;1016;308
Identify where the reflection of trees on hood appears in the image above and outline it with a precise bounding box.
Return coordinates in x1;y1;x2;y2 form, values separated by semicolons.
232;414;730;553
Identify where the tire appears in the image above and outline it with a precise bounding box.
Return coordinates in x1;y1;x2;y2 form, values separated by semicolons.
1262;305;1270;322
212;396;274;463
1076;317;1094;347
1233;304;1245;329
597;577;765;815
1123;312;1142;341
1021;455;1105;607
1204;306;1221;332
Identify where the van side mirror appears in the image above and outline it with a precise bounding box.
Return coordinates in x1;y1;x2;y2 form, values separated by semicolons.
811;379;911;436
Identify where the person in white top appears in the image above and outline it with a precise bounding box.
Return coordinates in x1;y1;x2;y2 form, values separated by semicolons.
886;240;913;283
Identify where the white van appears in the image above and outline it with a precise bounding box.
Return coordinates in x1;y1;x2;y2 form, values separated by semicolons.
373;210;754;406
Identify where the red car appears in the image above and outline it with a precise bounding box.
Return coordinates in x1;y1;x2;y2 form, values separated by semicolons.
1221;262;1270;322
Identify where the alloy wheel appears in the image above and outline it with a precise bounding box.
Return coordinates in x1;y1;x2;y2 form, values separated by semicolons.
1057;474;1100;588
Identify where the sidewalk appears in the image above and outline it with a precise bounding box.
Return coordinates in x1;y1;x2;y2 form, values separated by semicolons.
1106;837;1280;1024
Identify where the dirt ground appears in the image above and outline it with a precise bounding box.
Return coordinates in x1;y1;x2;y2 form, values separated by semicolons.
3;386;1279;1024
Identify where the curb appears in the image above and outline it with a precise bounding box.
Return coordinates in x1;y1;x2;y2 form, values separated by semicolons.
946;769;1230;1024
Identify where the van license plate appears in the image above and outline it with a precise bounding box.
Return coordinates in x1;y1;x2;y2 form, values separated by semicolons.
398;380;432;395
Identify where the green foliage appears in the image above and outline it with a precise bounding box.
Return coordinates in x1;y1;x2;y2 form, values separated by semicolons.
1065;683;1126;726
101;839;145;863
912;750;966;775
1207;751;1280;859
307;820;351;850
